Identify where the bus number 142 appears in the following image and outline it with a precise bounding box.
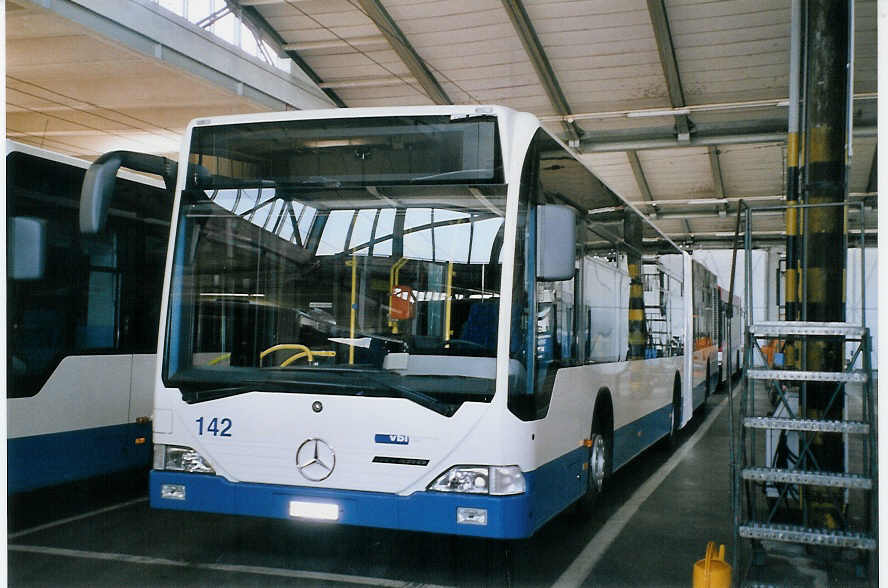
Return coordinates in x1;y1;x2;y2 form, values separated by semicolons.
196;417;232;437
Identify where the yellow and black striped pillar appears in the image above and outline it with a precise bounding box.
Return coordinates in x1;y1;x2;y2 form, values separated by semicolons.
626;211;646;360
784;129;801;368
802;0;850;527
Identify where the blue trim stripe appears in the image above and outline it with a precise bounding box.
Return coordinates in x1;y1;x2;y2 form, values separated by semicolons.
151;471;535;539
149;406;678;538
612;403;672;471
7;423;152;493
150;445;594;539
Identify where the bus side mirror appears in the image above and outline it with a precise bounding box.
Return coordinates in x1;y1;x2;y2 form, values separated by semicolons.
8;217;46;280
80;150;178;234
536;205;576;281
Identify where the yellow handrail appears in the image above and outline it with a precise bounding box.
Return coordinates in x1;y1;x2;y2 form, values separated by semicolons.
280;349;336;367
207;352;231;366
349;253;357;365
281;351;310;366
260;344;312;362
444;261;454;341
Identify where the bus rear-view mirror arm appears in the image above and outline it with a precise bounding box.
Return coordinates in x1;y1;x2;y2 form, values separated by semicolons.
536;204;577;282
80;150;178;234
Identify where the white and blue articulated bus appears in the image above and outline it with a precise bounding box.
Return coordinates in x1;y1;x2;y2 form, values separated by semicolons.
717;285;744;386
82;106;715;538
6;141;172;493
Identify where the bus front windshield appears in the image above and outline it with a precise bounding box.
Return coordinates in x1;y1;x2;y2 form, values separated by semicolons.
164;116;508;415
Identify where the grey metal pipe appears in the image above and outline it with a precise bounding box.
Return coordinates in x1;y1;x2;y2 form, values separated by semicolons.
579;126;875;153
789;0;801;137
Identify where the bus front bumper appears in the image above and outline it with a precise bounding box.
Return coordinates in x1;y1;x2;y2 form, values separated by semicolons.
150;470;535;539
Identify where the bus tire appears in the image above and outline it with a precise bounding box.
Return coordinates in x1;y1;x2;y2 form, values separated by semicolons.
576;409;612;515
664;374;681;449
705;363;711;401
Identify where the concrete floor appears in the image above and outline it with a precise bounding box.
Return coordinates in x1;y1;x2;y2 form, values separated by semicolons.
7;379;876;587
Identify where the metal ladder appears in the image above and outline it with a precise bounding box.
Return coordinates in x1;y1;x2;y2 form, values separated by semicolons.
728;201;877;583
738;321;876;551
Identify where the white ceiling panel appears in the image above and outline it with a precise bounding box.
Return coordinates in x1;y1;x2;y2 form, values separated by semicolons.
524;0;669;114
849;136;877;194
579;152;643;202
639;148;714;200
718;143;785;197
382;0;552;113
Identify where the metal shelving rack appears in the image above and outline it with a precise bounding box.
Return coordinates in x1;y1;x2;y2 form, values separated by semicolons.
730;201;877;584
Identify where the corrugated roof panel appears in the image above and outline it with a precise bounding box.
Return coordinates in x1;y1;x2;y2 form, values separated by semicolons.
306;50;411;79
256;1;424;107
382;0;553;114
638;148;713;200
406;23;520;47
395;7;506;33
667;0;787;13
273;24;382;44
579;152;643;202
335;85;433;107
524;0;670;114
258;0;365;17
669;0;789;104
854;1;877;91
718;143;784;196
649;218;689;236
438;62;538;83
848;136;876;194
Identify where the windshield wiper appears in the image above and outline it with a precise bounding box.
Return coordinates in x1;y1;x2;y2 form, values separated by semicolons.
177;376;353;404
359;373;456;416
179;382;258;404
175;369;455;415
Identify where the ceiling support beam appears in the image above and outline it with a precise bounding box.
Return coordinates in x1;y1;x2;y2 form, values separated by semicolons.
646;0;691;142
580;123;876;152
319;76;417;89
231;1;347;108
648;207;869;221
866;147;877;193
646;231;877;250
708;146;728;217
356;0;451;105
632;192;874;209
500;0;582;146
628;151;655;205
628;149;691;236
283;36;387;52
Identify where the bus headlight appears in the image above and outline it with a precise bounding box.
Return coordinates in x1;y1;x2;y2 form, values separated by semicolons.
153;444;215;474
428;465;525;495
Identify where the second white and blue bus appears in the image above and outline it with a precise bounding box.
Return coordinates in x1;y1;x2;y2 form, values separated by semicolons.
7;141;171;493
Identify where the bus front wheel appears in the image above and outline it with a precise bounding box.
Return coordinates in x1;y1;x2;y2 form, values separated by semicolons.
576;419;612;515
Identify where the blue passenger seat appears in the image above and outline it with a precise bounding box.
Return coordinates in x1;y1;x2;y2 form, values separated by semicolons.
460;301;498;353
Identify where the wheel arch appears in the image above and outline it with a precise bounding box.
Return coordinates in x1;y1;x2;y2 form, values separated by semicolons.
593;387;614;435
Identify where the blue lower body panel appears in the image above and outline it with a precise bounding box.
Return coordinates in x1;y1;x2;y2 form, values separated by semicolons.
612;404;672;471
8;422;152;493
151;471;540;539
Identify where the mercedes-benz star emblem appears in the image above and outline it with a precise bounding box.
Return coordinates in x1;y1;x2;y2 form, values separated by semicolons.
296;438;335;481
